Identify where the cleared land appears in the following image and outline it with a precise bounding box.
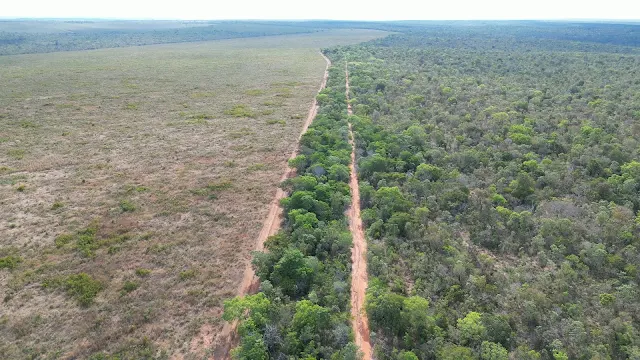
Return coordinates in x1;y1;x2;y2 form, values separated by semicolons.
345;65;372;360
0;29;386;359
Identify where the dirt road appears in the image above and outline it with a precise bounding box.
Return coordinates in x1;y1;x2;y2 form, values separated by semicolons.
346;63;373;360
197;52;331;360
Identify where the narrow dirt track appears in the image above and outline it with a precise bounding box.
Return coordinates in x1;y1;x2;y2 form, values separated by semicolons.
346;64;373;360
203;52;332;360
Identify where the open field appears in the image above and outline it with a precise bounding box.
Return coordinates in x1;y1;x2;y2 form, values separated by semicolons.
0;20;395;56
0;29;386;359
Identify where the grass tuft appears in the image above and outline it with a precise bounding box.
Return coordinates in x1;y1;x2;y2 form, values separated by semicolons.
191;180;232;200
51;201;65;210
247;163;268;171
119;200;136;212
224;104;256;118
55;234;74;248
135;268;151;277
0;255;22;270
19;120;38;128
244;89;265;96
44;273;103;306
124;185;148;193
188;113;215;120
179;269;197;280
121;280;139;294
8;149;26;160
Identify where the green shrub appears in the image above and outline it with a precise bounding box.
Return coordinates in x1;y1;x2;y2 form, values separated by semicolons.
51;201;65;210
247;163;267;172
245;89;265;96
54;233;74;248
119;200;136;212
135;268;151;277
179;269;197;280
191;181;232;199
122;280;139;293
75;225;98;257
189;113;215;120
224;104;256;118
206;181;232;192
0;255;22;270
63;273;103;306
107;245;120;254
7;149;25;159
19;120;37;128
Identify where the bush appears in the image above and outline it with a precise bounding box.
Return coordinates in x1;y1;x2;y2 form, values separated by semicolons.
224;104;256;118
179;269;197;280
64;273;103;306
119;200;136;212
51;201;65;210
0;255;22;269
135;268;151;277
55;233;74;248
122;280;139;293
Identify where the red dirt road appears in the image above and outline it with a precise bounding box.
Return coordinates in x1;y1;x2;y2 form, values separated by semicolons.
346;64;373;360
200;52;331;360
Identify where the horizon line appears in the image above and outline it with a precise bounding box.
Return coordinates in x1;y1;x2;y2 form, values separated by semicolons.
1;17;639;23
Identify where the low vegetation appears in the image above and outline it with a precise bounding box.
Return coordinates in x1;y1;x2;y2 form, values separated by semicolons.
42;273;104;306
0;255;22;270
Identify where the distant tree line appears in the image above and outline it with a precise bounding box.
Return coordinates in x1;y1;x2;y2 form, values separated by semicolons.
0;22;318;55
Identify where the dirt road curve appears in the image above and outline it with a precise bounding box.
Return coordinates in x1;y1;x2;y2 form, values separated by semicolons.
197;52;331;360
346;64;373;360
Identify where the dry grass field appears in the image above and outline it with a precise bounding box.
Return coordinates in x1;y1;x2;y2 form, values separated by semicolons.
0;29;386;359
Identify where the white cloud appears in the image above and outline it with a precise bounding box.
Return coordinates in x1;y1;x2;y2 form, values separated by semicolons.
2;0;639;20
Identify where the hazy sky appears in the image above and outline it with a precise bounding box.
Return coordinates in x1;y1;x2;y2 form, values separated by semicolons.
3;0;639;20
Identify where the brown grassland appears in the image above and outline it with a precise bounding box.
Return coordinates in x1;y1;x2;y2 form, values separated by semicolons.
0;29;386;359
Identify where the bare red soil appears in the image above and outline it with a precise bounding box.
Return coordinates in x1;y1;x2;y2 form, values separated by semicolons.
346;64;373;360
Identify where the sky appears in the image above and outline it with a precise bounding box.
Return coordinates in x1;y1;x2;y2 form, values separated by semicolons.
2;0;639;20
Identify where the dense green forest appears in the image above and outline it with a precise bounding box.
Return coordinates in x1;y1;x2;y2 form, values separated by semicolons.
330;27;640;359
225;22;640;360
